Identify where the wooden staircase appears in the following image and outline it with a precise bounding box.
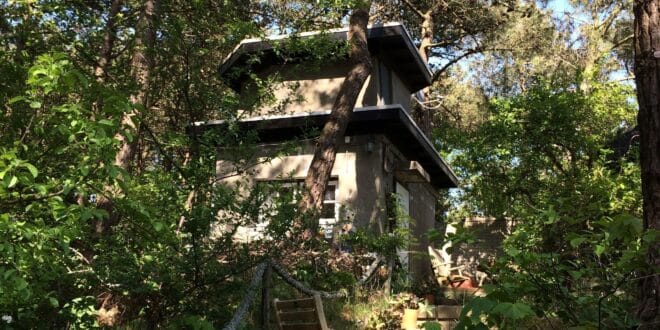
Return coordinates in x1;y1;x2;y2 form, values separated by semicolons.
273;293;328;330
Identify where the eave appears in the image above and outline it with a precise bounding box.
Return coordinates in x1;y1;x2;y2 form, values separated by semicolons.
191;105;459;189
218;23;432;93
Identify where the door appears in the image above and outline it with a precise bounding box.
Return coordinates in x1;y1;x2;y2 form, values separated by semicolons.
395;181;410;270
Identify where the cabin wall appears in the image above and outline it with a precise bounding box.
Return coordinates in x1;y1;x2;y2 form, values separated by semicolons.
247;60;379;116
381;137;437;280
391;70;412;112
216;135;388;232
407;182;437;282
238;57;416;117
217;134;438;280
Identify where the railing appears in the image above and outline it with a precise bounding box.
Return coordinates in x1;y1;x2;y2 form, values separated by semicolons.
221;256;384;330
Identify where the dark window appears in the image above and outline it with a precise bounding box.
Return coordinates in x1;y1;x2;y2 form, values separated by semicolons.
379;60;392;104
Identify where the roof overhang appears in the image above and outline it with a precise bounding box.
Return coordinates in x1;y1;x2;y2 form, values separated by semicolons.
219;23;432;92
191;105;459;189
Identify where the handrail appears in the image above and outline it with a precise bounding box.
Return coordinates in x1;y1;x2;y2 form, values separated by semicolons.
221;261;268;330
271;260;347;299
221;254;386;329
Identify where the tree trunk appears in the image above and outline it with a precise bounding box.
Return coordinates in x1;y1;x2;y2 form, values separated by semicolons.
297;4;373;231
633;0;660;328
94;0;122;83
418;12;433;64
96;0;156;234
414;11;434;137
400;0;444;138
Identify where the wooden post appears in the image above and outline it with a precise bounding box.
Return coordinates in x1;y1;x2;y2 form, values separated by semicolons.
261;262;272;329
383;258;394;295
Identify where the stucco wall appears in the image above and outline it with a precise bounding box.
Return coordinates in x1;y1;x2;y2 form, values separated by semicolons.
217;134;439;280
381;137;438;280
250;60;379;116
407;182;437;282
217;135;387;230
391;70;412;112
238;58;415;116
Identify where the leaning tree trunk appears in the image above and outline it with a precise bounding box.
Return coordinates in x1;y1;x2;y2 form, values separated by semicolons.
297;4;372;232
95;0;156;234
633;0;660;328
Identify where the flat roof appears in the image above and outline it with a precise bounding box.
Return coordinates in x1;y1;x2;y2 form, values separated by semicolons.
219;23;432;92
192;105;459;189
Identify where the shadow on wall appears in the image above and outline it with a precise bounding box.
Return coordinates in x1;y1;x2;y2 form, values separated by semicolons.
451;217;512;275
259;59;380;116
352;135;386;234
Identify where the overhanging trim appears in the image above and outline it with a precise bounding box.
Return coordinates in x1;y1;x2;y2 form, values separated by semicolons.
192;105;459;189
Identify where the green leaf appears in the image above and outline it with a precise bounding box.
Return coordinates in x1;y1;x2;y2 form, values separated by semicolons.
8;96;24;104
98;119;114;126
595;245;606;257
24;163;38;179
492;302;535;320
49;297;59;307
543;206;560;224
569;270;583;279
153;221;164;232
505;247;521;257
570;237;586;248
29;101;42;109
7;175;18;188
3;268;17;280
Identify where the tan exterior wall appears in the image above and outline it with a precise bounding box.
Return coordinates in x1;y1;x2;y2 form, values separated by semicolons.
407;182;437;282
240;58;415;116
381;136;438;280
217;134;439;280
391;70;412;112
252;60;379;116
217;135;388;230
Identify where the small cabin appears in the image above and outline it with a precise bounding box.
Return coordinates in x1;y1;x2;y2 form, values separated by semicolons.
196;23;458;281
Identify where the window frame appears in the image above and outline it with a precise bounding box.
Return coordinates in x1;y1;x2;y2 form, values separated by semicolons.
254;179;340;239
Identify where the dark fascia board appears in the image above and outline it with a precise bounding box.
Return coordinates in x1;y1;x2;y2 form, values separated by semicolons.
192;105;459;189
218;23;432;92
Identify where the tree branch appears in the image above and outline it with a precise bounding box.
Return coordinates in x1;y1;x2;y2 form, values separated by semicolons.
400;0;424;18
431;48;482;82
609;34;633;52
431;48;519;83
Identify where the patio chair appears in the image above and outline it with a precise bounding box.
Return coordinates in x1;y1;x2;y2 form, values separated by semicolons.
428;245;470;287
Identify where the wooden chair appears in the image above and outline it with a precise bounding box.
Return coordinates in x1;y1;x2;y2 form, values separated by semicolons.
273;293;329;330
428;246;470;287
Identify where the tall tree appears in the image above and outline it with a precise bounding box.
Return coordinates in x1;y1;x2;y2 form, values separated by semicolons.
95;0;156;234
94;0;123;83
633;0;660;327
298;2;373;231
373;0;515;135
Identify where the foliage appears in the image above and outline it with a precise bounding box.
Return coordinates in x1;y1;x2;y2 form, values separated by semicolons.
410;277;440;297
364;293;419;330
441;78;648;329
0;0;283;327
0;0;650;328
364;306;402;330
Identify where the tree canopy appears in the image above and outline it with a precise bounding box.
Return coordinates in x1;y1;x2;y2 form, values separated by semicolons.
0;0;656;328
